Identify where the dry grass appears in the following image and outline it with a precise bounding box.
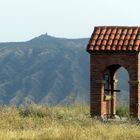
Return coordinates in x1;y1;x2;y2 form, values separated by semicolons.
0;104;139;140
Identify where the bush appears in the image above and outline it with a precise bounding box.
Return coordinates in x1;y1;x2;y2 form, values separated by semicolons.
116;104;129;118
18;104;52;118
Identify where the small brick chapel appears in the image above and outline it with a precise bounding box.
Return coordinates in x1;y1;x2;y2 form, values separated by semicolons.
87;26;140;119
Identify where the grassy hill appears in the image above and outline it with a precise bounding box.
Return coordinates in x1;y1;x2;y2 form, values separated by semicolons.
0;104;139;140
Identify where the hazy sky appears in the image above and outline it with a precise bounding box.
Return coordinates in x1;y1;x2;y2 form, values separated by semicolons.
0;0;140;42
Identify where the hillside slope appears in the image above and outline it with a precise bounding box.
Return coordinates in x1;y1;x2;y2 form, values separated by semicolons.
0;34;89;105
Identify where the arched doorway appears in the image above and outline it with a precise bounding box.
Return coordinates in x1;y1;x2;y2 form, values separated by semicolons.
115;67;129;117
103;65;130;118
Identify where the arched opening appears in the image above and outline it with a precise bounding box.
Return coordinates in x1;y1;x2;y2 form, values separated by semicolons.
115;67;129;117
103;65;130;118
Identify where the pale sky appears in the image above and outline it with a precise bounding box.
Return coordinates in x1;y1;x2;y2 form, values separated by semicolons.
0;0;140;42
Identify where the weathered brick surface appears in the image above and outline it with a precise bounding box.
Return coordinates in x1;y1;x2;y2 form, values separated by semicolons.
90;52;140;119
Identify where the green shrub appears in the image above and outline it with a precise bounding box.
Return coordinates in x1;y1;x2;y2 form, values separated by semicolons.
116;104;129;118
18;105;52;118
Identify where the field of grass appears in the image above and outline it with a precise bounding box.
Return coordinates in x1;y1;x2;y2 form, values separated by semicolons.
0;104;139;140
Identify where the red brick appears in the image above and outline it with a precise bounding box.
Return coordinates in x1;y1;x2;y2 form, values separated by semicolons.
87;51;140;119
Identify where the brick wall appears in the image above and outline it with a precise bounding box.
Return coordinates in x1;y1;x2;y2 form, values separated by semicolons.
90;52;140;119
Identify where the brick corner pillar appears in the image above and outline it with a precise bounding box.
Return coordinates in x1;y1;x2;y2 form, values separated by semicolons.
138;81;140;119
90;79;104;117
90;55;105;117
129;80;140;119
129;54;140;119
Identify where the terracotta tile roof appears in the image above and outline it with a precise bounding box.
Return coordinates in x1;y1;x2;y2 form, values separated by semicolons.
87;26;140;52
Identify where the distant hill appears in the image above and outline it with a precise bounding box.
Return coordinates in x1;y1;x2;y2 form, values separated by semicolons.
0;34;90;105
0;34;129;105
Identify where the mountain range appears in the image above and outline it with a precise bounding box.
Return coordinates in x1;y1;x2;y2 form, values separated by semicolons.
0;33;129;105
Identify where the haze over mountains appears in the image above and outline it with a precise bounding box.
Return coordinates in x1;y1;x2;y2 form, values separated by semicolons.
0;34;128;105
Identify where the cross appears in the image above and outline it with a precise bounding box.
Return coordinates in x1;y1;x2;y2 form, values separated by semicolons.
105;89;121;92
